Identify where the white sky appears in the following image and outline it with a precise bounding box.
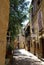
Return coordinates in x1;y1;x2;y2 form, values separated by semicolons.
22;0;32;28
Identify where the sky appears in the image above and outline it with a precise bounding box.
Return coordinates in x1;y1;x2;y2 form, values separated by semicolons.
22;0;32;28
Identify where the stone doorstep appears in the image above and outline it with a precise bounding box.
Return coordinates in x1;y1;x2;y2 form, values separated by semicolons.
38;57;44;62
40;58;44;61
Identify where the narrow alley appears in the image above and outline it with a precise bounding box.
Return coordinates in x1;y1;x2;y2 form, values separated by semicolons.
10;49;44;65
0;0;44;65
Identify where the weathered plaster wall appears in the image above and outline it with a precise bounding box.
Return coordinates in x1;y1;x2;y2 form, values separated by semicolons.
0;0;9;65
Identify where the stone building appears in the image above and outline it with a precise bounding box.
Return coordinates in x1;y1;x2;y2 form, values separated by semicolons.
30;0;44;59
0;0;10;65
14;29;26;49
17;30;26;49
24;23;31;51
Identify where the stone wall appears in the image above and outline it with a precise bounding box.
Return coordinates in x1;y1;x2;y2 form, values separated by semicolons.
0;0;9;65
30;0;44;58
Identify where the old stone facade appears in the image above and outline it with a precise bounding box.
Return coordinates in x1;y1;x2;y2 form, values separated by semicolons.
17;32;26;49
14;29;26;49
24;23;31;51
0;0;9;65
30;0;44;59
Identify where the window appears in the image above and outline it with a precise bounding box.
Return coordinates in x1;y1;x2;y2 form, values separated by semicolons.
32;28;35;33
37;10;43;31
37;0;41;5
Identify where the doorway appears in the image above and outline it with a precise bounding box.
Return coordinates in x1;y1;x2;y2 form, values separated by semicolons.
27;41;30;51
40;37;44;58
34;41;36;55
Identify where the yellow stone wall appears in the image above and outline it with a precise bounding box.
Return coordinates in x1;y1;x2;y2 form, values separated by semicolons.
38;0;44;58
18;34;25;49
0;0;9;65
41;0;44;29
30;0;44;57
14;35;25;49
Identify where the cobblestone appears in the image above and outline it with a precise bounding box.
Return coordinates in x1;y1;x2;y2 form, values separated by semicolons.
10;49;44;65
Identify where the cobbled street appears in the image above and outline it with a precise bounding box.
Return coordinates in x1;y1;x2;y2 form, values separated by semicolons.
10;49;44;65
